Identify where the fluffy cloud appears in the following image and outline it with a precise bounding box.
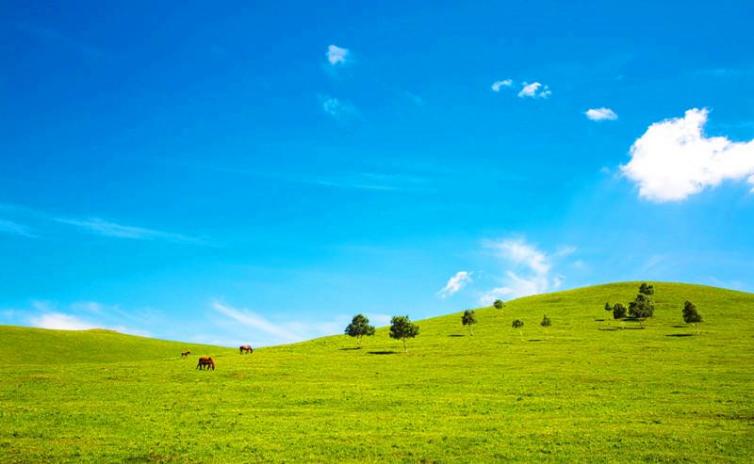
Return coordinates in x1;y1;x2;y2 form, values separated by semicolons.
585;107;618;121
479;238;564;303
438;271;472;298
326;44;349;65
491;79;513;92
518;82;551;99
621;108;754;202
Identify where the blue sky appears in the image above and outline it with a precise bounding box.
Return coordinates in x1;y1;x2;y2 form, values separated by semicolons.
1;1;753;346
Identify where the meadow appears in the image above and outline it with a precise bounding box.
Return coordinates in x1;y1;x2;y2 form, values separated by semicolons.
1;282;753;463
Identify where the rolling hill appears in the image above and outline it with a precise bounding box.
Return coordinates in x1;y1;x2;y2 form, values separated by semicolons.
1;282;753;462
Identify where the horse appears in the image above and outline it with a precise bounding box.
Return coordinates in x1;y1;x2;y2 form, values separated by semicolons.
239;344;253;354
196;356;215;370
181;350;191;358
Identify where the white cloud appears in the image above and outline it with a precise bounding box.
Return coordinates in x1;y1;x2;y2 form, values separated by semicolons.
585;107;618;121
212;301;299;343
326;44;349;65
479;238;566;303
518;81;551;99
29;312;98;330
621;108;754;202
56;217;204;244
491;79;513;92
438;271;472;298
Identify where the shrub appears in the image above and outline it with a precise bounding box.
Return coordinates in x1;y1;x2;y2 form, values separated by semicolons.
613;303;627;319
682;301;703;333
493;299;505;310
540;315;551;327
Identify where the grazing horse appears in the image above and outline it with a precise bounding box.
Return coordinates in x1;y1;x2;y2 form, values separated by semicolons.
196;356;215;370
239;344;253;354
181;350;191;358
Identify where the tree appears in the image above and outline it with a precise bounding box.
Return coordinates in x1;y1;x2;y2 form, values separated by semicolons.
461;309;477;335
540;314;551;328
639;282;655;296
512;319;524;338
344;314;376;347
628;293;654;327
493;299;505;310
613;303;627;320
682;300;703;333
604;302;612;313
389;315;419;352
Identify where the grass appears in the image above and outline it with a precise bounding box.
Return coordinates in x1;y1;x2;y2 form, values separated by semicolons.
0;282;753;462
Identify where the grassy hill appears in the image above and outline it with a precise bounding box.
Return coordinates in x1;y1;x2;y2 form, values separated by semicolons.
1;282;753;462
0;326;228;365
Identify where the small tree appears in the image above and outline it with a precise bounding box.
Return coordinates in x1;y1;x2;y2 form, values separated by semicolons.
461;309;477;335
493;299;505;310
344;314;376;347
682;300;703;333
604;302;613;326
389;315;420;352
512;319;524;338
540;314;551;328
629;293;654;327
613;303;627;329
639;282;655;296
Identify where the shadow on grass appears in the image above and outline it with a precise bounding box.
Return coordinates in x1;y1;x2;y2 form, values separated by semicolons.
594;318;606;322
338;347;361;351
598;327;620;331
528;339;543;342
368;351;399;355
666;333;694;337
448;334;465;337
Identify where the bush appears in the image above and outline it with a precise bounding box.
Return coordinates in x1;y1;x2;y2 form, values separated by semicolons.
613;303;627;319
540;315;551;327
493;299;505;310
682;301;703;324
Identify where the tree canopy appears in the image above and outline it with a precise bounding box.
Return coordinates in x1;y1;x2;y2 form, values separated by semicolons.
344;314;376;346
461;310;477;335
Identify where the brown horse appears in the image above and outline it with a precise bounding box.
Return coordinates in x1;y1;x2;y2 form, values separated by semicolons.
196;356;215;370
239;344;253;354
181;350;191;358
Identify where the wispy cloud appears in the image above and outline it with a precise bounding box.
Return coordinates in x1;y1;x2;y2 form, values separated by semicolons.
211;301;390;346
438;271;472;298
0;219;36;238
621;108;754;202
585;107;618;121
479;237;565;303
326;44;349;65
55;217;205;244
312;172;429;192
517;81;552;99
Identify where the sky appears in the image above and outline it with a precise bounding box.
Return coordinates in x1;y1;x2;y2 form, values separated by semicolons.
1;1;753;346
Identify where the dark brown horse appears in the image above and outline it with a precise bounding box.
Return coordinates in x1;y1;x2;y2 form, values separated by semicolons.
181;350;191;358
196;356;215;370
239;344;253;354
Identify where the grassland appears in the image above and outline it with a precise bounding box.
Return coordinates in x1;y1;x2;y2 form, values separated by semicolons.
1;282;753;463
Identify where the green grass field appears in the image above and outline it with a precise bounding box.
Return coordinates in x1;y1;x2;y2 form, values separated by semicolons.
1;282;753;463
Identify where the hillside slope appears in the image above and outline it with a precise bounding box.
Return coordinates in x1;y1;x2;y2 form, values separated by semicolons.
1;282;753;463
0;326;228;364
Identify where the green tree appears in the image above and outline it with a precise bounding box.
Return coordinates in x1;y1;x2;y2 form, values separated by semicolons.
639;282;655;296
344;314;376;347
613;303;627;329
461;309;477;335
628;293;655;327
493;299;505;310
389;315;420;352
682;300;703;333
512;319;524;339
540;314;551;328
